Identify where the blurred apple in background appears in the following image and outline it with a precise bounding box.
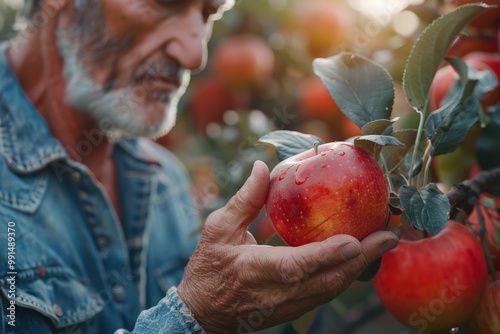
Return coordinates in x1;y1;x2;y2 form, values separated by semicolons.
447;35;499;58
186;77;249;135
468;196;500;272
297;76;341;120
211;33;275;89
293;0;354;58
464;278;500;334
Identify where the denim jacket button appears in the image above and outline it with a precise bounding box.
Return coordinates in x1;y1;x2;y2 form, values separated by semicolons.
71;171;81;183
96;237;109;250
112;284;127;302
52;304;64;317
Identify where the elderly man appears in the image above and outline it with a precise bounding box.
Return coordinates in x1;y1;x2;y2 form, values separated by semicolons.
0;0;399;333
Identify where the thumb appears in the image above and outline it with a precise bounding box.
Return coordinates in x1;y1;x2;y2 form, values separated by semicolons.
203;160;270;243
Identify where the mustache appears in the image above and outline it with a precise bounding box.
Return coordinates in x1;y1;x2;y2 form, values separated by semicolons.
100;56;185;93
134;57;185;86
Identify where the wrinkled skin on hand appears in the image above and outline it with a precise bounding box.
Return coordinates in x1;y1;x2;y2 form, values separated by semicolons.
177;160;400;333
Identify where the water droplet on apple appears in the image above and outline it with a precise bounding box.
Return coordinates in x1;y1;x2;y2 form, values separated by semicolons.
449;328;459;333
320;151;327;156
279;171;287;181
321;163;327;168
295;163;302;172
295;174;309;185
339;151;345;156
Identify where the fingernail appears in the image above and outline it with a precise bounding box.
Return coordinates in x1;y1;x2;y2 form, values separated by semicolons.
250;161;260;182
342;243;361;260
381;239;398;253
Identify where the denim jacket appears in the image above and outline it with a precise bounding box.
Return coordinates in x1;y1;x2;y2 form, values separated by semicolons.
0;43;205;333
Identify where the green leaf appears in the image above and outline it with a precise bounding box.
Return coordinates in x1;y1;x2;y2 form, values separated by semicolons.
313;52;394;128
402;3;488;116
428;103;479;156
380;129;418;173
354;135;404;160
425;57;482;156
257;130;324;161
361;117;399;136
399;183;451;235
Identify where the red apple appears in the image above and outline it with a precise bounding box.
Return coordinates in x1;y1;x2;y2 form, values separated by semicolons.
265;142;389;246
374;220;489;333
211;34;275;89
464;278;500;334
468;196;500;271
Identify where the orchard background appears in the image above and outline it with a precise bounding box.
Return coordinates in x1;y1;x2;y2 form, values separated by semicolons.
1;0;499;333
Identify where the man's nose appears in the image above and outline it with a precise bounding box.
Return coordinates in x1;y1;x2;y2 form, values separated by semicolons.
166;6;208;72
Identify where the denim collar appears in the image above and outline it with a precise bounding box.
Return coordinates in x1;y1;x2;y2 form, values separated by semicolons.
0;43;160;174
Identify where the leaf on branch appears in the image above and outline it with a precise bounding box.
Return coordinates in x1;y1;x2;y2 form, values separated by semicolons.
437;58;497;112
425;57;485;156
257;130;324;161
399;183;451;235
362;117;399;136
402;4;488;117
312;52;394;129
354;135;404;160
380;129;418;174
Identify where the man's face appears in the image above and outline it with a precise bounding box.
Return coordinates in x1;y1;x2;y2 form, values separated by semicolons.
58;0;231;138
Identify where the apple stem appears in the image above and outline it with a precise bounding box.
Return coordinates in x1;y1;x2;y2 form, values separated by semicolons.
472;200;499;282
409;107;425;187
313;141;320;156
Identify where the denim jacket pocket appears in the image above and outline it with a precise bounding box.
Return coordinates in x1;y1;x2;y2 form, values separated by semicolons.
0;266;104;328
0;167;48;214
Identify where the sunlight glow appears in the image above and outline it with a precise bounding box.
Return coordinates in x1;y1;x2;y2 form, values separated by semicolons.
392;10;420;37
348;0;425;22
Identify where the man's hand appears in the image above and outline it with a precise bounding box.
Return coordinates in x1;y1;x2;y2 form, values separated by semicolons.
177;160;399;333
